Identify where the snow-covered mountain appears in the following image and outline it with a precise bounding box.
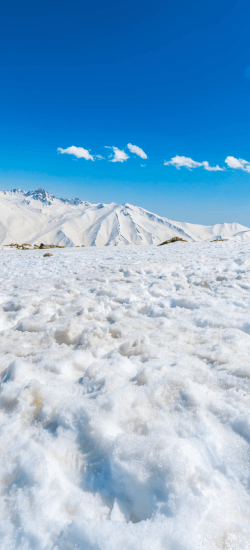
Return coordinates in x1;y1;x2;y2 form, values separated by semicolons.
0;187;249;247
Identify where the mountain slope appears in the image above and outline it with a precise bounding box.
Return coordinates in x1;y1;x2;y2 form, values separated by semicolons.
0;188;249;246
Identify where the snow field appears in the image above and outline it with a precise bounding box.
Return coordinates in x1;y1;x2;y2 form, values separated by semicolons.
0;243;250;549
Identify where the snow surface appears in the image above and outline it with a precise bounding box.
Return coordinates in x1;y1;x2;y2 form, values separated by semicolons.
0;188;249;246
1;242;250;549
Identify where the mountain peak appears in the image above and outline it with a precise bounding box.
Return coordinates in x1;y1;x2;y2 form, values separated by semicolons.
0;188;249;247
24;188;55;204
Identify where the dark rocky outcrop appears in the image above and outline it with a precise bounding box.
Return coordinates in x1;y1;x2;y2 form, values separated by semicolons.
3;243;66;249
39;244;65;249
158;237;187;246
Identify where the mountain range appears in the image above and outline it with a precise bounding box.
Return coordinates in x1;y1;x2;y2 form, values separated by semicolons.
0;188;249;247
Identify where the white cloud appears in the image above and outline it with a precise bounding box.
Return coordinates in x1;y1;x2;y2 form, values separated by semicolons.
95;154;105;160
141;164;146;167
57;146;94;161
164;156;203;169
127;143;147;159
164;155;224;171
107;146;130;163
202;161;225;172
225;156;250;173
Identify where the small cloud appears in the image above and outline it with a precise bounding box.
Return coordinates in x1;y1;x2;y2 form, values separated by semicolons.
225;156;250;173
164;155;224;171
202;161;225;172
141;164;146;167
107;146;130;163
127;143;147;159
57;146;94;161
164;155;203;169
95;154;105;160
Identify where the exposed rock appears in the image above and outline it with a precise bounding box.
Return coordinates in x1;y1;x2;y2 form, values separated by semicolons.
39;243;52;249
43;253;53;257
210;239;228;242
159;237;187;246
5;244;29;249
3;242;65;249
39;243;65;249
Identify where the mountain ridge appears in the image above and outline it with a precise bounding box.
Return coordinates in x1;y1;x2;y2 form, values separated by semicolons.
0;188;249;247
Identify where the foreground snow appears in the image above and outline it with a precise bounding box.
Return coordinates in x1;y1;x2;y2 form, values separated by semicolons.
0;188;249;246
0;242;250;549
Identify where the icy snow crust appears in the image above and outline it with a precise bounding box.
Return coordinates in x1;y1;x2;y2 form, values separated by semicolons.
1;243;250;549
0;188;250;246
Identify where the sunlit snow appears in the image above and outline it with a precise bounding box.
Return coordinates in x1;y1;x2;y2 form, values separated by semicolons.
1;188;250;246
0;242;250;549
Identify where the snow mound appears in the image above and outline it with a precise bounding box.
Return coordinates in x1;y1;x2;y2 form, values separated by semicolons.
0;188;249;246
0;242;250;548
230;230;250;242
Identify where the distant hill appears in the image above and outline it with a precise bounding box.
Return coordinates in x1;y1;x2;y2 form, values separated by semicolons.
0;188;249;247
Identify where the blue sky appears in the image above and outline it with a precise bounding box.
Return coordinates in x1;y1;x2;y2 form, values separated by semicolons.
1;0;250;225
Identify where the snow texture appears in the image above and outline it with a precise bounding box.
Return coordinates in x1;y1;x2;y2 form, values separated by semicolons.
0;242;250;549
0;188;249;247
